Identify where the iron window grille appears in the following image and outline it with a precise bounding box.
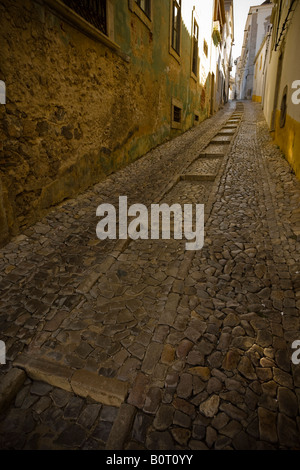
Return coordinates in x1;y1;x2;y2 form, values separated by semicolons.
135;0;151;19
61;0;107;35
173;105;182;123
171;0;181;54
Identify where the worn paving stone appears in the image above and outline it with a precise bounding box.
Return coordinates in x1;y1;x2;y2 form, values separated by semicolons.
63;397;84;420
277;387;298;417
105;403;136;450
55;424;86;448
238;356;257;380
0;368;26;413
50;388;73;408
219;403;247;422
161;344;175;364
273;368;294;389
176;373;193;399
173;397;195;417
258;407;278;444
222;349;241;371
131;411;153;444
146;431;176;450
32;396;52;415
127;373;150;409
91;420;113;444
277;413;300;449
173;410;192;428
30;381;53;397
219;419;242;439
141;343;163;374
199;395;220;418
152;404;174;431
143;387;162;415
77;404;102;428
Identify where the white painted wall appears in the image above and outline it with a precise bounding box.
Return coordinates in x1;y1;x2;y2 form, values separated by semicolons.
237;2;273;100
181;1;233;112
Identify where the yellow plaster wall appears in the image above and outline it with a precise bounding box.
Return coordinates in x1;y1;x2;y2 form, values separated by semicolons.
252;95;262;103
274;110;300;180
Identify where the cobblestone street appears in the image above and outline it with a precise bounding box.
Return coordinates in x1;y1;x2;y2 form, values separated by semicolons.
0;100;300;450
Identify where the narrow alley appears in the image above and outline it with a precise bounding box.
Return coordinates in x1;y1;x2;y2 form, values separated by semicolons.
0;100;300;451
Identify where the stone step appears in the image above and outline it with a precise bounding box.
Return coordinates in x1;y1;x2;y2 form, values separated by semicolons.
202;144;227;157
210;136;232;144
180;174;216;182
218;129;236;135
14;353;129;407
202;153;226;159
223;124;238;129
0;368;26;413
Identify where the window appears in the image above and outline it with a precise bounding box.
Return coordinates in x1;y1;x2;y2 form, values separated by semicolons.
171;0;181;55
280;86;288;128
213;0;224;33
203;40;208;58
62;0;107;35
171;98;183;129
129;0;152;30
135;0;151;18
192;20;199;77
173;106;181;123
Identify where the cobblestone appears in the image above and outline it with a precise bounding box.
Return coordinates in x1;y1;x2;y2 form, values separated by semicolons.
0;101;300;450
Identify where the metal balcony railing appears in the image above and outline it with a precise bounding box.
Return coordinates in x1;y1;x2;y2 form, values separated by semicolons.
62;0;107;35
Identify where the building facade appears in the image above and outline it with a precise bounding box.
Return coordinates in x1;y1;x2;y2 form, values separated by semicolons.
252;31;271;103
0;0;233;246
260;0;300;179
223;0;234;103
236;0;273;100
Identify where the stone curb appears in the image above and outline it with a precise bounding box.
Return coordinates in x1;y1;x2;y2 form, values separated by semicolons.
14;354;129;408
179;174;216;182
105;403;137;450
0;368;27;414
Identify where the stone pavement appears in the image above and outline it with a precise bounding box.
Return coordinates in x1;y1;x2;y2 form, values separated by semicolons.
0;101;300;450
